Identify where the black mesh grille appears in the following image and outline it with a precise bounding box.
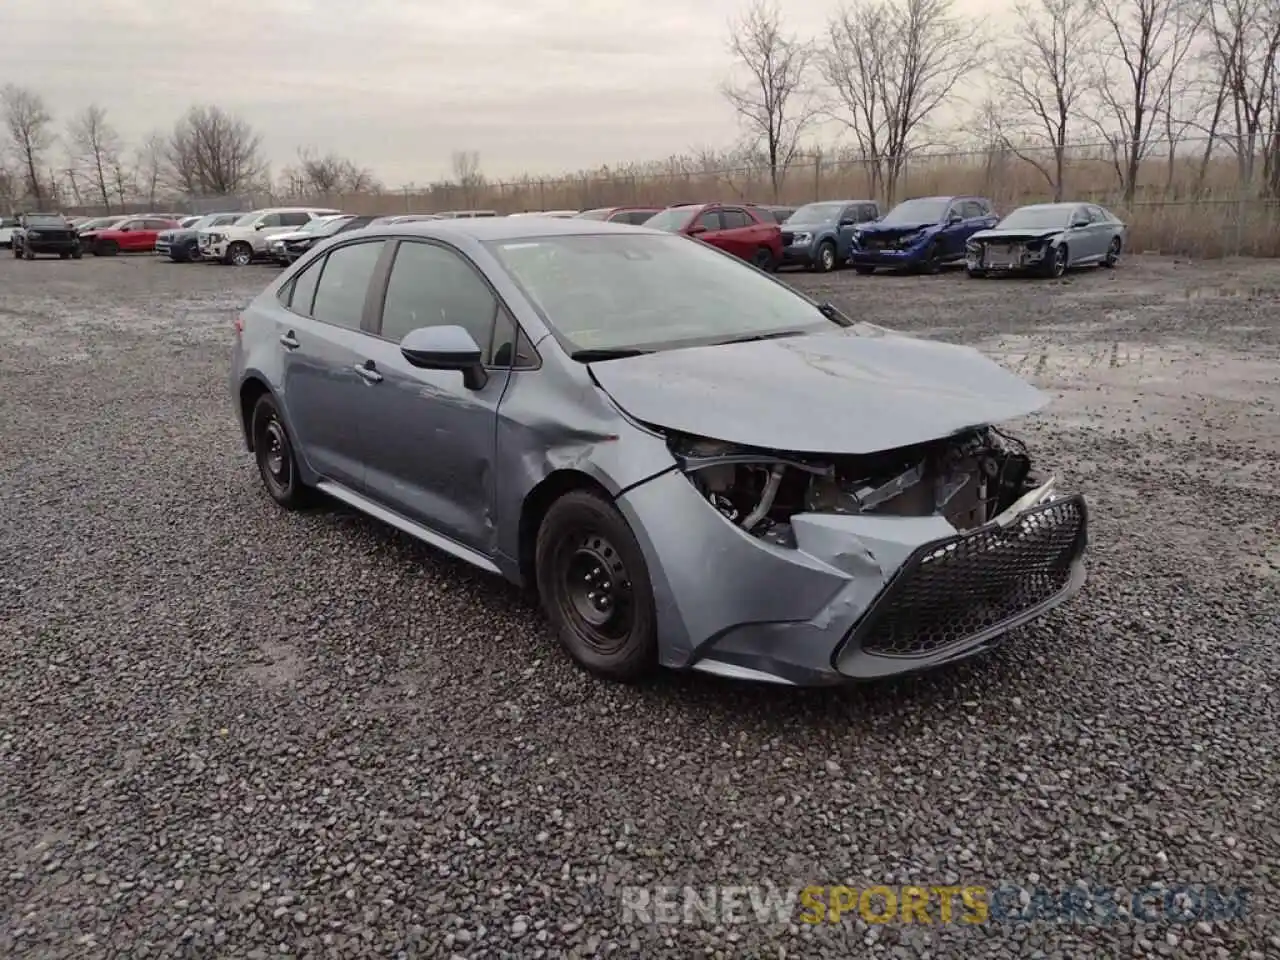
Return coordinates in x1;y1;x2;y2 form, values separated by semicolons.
846;495;1087;658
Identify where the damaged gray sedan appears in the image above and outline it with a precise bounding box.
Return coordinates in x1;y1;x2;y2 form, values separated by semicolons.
231;217;1088;686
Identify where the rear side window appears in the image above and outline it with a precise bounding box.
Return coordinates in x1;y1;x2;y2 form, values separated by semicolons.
143;219;171;230
283;258;323;316
621;210;655;224
720;209;752;229
311;240;386;330
1;218;18;228
281;211;311;227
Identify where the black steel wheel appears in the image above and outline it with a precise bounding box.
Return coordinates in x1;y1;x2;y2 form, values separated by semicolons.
250;394;311;509
535;490;657;681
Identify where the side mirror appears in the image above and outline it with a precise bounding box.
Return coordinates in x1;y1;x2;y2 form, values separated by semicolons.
1070;218;1089;228
687;224;707;235
399;325;488;390
839;217;856;226
254;222;267;230
119;226;131;232
947;213;963;224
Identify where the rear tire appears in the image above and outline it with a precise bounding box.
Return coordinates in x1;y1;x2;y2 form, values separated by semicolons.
535;490;658;683
1102;237;1121;268
751;246;777;272
250;394;313;510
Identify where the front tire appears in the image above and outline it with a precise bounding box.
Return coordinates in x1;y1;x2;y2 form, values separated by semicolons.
814;240;837;273
917;241;942;275
250;394;312;509
1103;237;1121;268
535;490;658;682
1045;243;1069;278
95;240;119;257
227;242;253;267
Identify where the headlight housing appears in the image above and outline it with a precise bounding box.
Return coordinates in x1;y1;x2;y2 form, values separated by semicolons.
791;232;812;245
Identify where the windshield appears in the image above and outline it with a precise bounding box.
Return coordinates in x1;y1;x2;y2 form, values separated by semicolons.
488;233;836;355
881;198;950;225
313;215;356;235
25;215;66;226
641;207;697;232
786;202;845;224
998;206;1073;230
576;209;610;220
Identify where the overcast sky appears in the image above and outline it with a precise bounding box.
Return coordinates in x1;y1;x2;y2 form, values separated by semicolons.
2;0;1000;185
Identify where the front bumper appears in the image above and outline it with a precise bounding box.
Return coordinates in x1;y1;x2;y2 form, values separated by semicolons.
616;471;1088;686
848;242;927;268
781;241;817;266
966;242;1049;272
22;238;80;254
200;237;229;260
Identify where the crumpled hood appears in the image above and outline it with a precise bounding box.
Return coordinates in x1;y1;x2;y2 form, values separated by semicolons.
969;227;1061;243
857;221;935;237
588;328;1048;454
272;230;313;244
161;229;199;242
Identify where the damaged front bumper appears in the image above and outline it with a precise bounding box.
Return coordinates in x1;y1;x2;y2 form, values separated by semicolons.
615;469;1087;686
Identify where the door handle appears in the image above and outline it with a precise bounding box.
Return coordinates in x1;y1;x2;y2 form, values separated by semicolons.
279;332;300;349
354;361;383;383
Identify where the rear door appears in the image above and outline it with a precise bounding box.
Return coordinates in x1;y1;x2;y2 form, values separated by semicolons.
354;238;513;551
706;207;757;259
278;239;389;489
1080;205;1111;259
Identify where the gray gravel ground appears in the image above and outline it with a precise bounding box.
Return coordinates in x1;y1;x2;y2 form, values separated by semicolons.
1;251;1278;959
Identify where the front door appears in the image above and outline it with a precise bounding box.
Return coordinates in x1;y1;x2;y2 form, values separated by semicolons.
355;238;512;553
278;238;389;490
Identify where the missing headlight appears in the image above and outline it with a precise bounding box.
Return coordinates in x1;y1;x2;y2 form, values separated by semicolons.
668;429;1040;543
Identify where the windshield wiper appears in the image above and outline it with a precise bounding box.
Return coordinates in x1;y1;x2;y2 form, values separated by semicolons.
817;301;853;326
570;348;652;361
712;330;808;346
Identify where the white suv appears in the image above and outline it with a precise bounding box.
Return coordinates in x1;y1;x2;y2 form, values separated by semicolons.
198;207;339;266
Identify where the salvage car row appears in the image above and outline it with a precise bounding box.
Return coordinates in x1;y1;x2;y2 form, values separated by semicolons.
2;197;1129;279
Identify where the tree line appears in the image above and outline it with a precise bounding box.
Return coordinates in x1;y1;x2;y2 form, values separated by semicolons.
0;88;381;211
721;0;1280;204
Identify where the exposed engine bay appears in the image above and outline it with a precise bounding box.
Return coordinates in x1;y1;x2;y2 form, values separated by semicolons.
669;427;1042;548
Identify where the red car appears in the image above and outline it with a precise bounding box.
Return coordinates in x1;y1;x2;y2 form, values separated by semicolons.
641;202;783;270
86;215;182;256
574;205;665;225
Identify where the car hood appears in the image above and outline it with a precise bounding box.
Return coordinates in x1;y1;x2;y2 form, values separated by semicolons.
587;328;1048;455
857;221;936;236
970;227;1062;243
272;230;313;244
782;221;834;232
161;228;198;240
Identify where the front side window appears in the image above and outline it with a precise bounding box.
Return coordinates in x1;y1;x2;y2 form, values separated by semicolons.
489;233;838;357
377;241;500;360
311;240;386;330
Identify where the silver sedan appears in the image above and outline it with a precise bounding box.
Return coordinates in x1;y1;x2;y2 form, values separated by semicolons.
230;218;1088;686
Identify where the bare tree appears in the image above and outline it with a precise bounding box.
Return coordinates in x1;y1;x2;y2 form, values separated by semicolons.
166;104;266;196
991;0;1098;200
1;84;55;204
67;104;122;212
132;133;165;207
721;0;819;199
451;150;485;205
1090;0;1205;203
296;148;378;195
822;0;983;204
1203;0;1280;195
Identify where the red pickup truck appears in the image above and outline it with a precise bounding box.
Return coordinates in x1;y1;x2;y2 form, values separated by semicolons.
642;202;784;270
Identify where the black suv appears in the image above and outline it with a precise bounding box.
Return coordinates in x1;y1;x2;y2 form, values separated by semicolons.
13;213;83;260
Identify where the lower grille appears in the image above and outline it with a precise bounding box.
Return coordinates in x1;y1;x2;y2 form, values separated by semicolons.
845;495;1088;658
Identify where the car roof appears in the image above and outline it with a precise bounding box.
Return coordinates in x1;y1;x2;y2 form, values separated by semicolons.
1012;202;1078;211
361;217;654;243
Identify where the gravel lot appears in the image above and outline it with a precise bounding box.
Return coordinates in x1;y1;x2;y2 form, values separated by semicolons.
1;251;1278;959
